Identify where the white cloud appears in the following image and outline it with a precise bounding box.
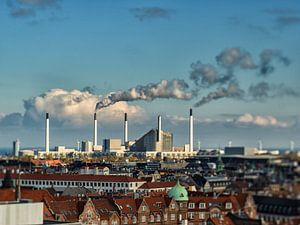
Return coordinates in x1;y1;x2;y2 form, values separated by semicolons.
23;88;146;127
165;113;290;128
235;113;288;128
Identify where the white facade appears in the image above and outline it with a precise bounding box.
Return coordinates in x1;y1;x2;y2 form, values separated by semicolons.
0;174;145;193
0;202;43;225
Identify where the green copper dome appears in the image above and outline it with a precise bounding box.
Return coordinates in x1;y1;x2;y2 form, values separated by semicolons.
168;180;189;201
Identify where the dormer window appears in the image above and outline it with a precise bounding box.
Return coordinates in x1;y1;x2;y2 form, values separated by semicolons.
188;203;195;209
142;205;146;211
199;203;206;209
225;202;232;209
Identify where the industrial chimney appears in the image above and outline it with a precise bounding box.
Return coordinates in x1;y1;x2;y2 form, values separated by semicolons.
124;113;128;148
45;113;49;153
189;108;193;152
93;113;97;146
157;115;162;142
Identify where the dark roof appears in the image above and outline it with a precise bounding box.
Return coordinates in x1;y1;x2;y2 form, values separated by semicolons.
253;195;300;216
227;213;262;225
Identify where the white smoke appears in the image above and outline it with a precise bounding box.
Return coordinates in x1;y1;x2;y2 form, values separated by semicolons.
95;79;192;110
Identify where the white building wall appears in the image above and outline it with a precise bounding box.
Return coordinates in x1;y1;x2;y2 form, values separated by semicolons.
0;202;43;225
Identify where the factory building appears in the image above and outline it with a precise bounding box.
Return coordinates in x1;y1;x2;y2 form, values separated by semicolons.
103;138;126;156
129;109;197;159
225;146;257;156
81;140;93;153
133;129;173;152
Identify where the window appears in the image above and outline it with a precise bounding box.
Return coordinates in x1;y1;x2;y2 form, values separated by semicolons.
111;220;118;225
141;205;146;211
101;221;108;225
170;203;175;209
164;214;168;221
156;215;161;222
188;212;194;219
225;202;232;209
150;215;154;222
170;213;176;221
199;203;206;209
123;217;128;224
132;216;137;224
141;216;146;223
178;214;182;221
199;212;205;219
211;212;220;218
188;203;195;209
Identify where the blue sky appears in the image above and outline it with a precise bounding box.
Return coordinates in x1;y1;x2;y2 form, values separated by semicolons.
0;0;300;149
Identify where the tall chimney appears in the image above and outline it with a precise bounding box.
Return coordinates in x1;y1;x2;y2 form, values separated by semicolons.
93;113;97;146
157;115;162;142
189;108;193;152
45;113;49;153
124;113;128;148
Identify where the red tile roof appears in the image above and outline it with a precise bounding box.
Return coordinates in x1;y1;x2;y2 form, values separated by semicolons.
114;198;139;214
46;199;85;222
0;188;54;202
139;181;176;189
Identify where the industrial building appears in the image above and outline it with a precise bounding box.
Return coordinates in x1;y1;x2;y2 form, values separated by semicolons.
132;129;173;152
129;109;196;159
33;108;197;159
225;146;257;156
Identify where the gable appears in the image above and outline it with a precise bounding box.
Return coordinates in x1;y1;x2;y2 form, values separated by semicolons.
79;199;99;224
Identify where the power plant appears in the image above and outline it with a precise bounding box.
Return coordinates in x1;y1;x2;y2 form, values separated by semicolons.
37;108;196;159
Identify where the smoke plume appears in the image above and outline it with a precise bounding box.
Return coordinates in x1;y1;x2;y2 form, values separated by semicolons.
189;61;232;87
259;49;291;76
95;79;192;110
216;47;257;69
194;82;245;107
94;47;294;109
249;82;300;100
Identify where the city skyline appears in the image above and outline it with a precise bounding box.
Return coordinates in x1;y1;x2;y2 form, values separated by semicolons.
1;0;300;148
